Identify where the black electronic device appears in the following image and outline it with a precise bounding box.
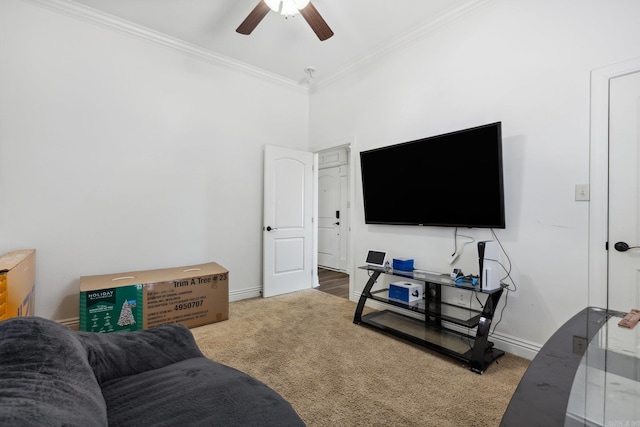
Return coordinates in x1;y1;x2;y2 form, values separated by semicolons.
365;250;388;268
360;122;505;228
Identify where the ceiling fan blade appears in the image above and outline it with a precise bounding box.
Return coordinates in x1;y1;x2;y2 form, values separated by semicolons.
236;0;271;35
299;2;334;41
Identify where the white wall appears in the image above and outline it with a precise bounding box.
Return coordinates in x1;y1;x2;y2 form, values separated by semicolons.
309;0;640;358
4;0;640;359
0;0;309;321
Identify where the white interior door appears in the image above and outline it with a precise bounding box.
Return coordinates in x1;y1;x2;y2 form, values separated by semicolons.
608;71;640;311
263;145;314;298
318;166;341;269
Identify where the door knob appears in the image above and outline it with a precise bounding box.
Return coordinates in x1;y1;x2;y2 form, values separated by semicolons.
265;226;278;232
614;241;640;252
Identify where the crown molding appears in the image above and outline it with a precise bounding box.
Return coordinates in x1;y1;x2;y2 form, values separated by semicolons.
22;0;491;92
23;0;308;93
315;0;494;89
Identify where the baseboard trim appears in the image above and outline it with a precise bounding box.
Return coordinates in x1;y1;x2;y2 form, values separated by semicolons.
58;317;80;331
60;288;542;361
229;287;262;302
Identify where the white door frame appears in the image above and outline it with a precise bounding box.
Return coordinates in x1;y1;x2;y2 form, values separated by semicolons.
589;57;640;308
312;142;355;299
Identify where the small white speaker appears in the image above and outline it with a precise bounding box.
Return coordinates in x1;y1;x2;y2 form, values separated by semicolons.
477;241;501;291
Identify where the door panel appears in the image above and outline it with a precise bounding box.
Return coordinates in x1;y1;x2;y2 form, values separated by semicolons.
263;145;313;298
608;71;640;311
318;167;341;269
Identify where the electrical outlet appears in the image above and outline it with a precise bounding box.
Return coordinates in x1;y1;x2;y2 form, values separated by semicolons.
457;290;466;305
573;336;587;355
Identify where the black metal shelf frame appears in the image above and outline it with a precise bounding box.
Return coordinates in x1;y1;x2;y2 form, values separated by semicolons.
353;266;505;374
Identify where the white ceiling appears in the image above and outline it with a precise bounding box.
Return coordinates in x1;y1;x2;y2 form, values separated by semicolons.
67;0;484;85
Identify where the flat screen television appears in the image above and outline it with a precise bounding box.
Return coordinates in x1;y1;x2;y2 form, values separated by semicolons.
360;122;505;228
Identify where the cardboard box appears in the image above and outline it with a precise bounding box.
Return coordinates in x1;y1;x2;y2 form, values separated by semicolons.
79;262;228;333
0;249;36;319
389;281;423;303
0;249;36;320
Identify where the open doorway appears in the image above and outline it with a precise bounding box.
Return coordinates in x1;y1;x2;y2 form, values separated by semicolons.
317;267;349;299
316;146;350;298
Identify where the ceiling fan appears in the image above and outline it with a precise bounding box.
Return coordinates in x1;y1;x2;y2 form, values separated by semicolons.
236;0;334;41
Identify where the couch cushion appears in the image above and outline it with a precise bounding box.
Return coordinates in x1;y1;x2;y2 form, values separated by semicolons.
101;357;305;426
0;317;108;427
78;323;205;385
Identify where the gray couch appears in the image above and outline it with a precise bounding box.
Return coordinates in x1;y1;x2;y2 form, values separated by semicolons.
0;316;305;426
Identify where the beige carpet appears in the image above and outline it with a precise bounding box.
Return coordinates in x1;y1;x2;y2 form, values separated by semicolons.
190;289;529;427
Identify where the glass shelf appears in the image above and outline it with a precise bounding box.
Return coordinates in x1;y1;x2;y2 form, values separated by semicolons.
501;307;640;426
565;313;640;426
361;310;475;356
368;288;482;328
360;266;503;295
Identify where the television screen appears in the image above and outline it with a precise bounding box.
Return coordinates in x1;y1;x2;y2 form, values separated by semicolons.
360;122;505;228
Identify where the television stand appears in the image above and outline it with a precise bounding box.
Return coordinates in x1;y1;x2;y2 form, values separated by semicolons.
353;266;505;373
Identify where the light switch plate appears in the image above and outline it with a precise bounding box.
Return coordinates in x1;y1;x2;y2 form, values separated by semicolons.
575;184;590;201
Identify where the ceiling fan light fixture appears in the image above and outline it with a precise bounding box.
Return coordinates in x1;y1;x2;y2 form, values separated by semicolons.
294;0;311;9
265;0;310;17
236;0;333;41
280;2;298;16
264;0;281;12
